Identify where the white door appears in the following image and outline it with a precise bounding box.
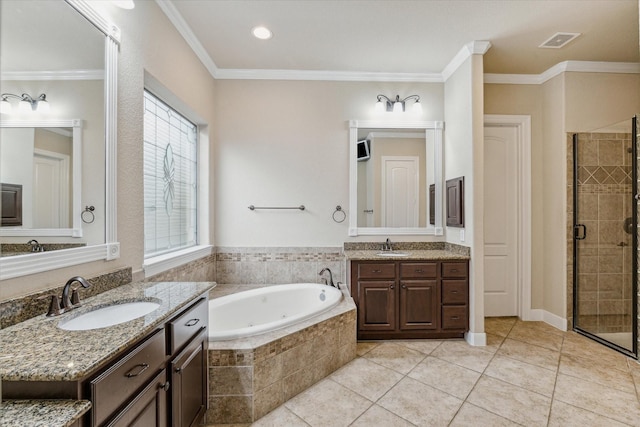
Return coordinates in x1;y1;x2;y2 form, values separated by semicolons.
484;126;518;316
381;156;419;227
33;151;69;228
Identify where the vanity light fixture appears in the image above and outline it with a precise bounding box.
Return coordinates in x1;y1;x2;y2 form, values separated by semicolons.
1;93;50;114
375;94;422;114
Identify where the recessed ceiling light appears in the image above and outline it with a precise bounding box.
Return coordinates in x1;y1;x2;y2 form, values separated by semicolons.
252;26;273;40
539;32;581;49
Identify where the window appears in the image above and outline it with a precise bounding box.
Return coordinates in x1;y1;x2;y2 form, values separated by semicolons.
143;90;197;258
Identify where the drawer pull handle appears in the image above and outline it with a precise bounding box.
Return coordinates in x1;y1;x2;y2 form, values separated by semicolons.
415;269;424;273
450;269;459;273
373;269;381;273
125;363;149;378
160;381;170;391
185;318;200;327
451;316;459;320
451;290;458;294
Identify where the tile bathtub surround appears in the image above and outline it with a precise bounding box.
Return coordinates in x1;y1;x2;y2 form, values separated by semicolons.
204;317;640;427
215;247;344;285
0;399;91;427
0;267;132;329
205;284;357;424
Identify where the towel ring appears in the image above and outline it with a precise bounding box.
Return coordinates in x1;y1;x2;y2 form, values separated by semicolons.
332;205;346;223
81;206;95;224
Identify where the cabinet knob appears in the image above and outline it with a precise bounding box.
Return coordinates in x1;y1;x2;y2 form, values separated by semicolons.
124;363;149;378
390;285;394;289
160;381;171;391
402;285;406;289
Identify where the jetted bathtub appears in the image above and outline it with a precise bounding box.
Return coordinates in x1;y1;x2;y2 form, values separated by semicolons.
208;283;343;340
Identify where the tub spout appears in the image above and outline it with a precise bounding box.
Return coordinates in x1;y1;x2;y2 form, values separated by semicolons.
319;268;337;288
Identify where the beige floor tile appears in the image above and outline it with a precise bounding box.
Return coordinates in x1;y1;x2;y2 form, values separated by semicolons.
362;342;426;375
356;341;378;356
484;354;557;397
430;340;495;373
497;338;560;371
511;320;565;337
394;339;444;355
483;333;505;353
484;317;517;337
329;357;403;401
562;332;630;372
554;373;640;426
250;405;309;427
350;404;415;427
378;377;462;427
407;356;480;399
559;353;637;395
548;400;630;427
285;379;372;427
466;376;551;426
508;324;564;351
448;402;520;427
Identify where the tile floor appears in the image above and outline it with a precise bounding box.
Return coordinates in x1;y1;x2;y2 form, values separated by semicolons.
205;318;640;426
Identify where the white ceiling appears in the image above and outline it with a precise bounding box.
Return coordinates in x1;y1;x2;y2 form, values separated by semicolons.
166;0;639;78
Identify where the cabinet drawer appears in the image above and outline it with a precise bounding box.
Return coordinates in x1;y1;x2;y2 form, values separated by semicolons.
441;262;468;278
357;263;395;279
91;328;166;427
169;297;208;355
442;306;468;330
400;262;437;279
442;280;468;304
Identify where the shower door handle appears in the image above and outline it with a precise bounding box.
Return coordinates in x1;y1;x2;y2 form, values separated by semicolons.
574;224;587;240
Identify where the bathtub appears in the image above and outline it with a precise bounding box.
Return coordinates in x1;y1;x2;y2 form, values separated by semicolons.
208;283;343;340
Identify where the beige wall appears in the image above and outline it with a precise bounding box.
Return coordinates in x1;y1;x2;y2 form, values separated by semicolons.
0;1;217;300
214;80;445;246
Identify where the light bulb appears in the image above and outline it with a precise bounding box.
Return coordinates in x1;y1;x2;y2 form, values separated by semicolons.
392;101;403;114
0;99;12;114
37;99;50;113
412;100;422;115
252;26;273;40
18;99;32;113
375;100;385;113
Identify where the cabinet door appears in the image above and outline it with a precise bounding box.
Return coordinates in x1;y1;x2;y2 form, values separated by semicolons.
170;329;207;427
399;280;438;330
357;280;396;331
106;369;168;427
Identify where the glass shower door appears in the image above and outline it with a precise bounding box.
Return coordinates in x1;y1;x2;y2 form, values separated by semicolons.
572;117;638;357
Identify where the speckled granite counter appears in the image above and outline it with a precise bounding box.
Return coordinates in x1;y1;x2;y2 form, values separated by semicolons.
0;400;91;427
344;249;469;261
0;281;215;382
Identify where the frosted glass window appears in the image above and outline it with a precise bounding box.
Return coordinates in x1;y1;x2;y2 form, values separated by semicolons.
143;90;197;257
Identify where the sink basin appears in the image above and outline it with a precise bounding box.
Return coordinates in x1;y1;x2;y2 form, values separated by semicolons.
376;252;409;257
58;301;161;331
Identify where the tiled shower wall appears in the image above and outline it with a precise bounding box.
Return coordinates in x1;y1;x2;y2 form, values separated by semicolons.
566;132;634;334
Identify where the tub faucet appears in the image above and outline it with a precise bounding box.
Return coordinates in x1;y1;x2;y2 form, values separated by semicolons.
319;268;337;288
61;276;92;310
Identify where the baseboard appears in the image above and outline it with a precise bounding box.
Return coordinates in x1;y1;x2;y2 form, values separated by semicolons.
527;309;568;331
465;331;487;346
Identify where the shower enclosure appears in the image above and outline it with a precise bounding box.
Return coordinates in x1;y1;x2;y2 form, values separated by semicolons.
572;116;638;358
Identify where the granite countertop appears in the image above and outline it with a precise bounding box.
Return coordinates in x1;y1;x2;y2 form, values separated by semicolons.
0;400;91;427
344;249;470;261
0;281;215;382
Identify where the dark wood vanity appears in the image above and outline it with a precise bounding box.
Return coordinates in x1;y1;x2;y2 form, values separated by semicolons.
2;290;210;427
350;259;469;340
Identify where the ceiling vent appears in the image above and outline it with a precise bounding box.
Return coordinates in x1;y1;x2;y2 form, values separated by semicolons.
539;32;581;49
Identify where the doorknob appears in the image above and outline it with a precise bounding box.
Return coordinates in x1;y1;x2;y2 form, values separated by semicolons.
574;224;587;240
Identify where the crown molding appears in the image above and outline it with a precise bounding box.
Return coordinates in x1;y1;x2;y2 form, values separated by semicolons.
1;70;104;81
215;68;443;82
155;0;220;78
441;41;492;81
485;61;640;85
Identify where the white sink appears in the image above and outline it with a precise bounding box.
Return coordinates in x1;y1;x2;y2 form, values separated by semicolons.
58;301;161;331
376;252;409;257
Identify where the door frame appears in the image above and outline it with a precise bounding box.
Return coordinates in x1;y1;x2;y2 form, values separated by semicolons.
484;115;532;320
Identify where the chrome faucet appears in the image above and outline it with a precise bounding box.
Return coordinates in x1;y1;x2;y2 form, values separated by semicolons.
27;239;44;252
319;268;337;288
61;276;92;310
382;238;393;252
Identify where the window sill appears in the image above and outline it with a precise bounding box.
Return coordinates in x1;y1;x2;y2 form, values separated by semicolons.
143;245;214;278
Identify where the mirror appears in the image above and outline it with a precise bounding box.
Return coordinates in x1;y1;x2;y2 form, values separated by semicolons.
348;120;444;236
0;0;120;278
1;120;86;239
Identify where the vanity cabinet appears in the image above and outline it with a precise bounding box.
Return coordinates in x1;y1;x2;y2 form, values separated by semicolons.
351;260;468;339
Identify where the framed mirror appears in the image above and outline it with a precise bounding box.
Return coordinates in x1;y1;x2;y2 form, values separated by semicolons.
0;0;120;279
348;120;444;236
